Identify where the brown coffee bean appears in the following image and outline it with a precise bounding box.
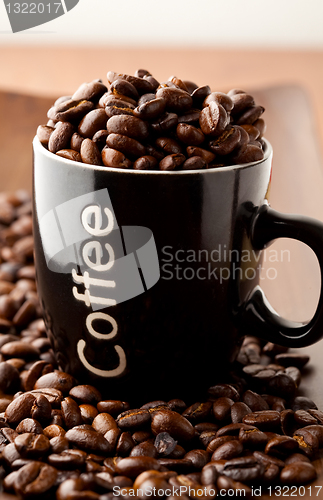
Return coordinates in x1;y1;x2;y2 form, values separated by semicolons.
5;393;36;425
242;411;281;431
34;371;75;394
130;440;157;458
37;125;54;146
159;154;186;171
116;409;151;430
157;457;192;473
182;402;212;423
97;400;130;417
231;144;264;164
281;409;295;436
73;80;107;102
222;456;264;483
132;155;157;170
107;72;154;94
70;131;84;152
293;428;319;456
48;122;75;154
150;112;178;133
176;123;205;146
239;425;269;449
110;79;139;100
61;396;82;429
177;109;201;124
49;436;69;454
43;424;66;439
79;404;98;424
80;138;103;165
280;462;317;485
191;85;211;103
102;147;132;169
184;449;209;470
186;146;215;164
92;129;110;150
68;385;101;406
231;93;255;115
265;435;299;456
30;388;63;407
209;126;241;155
65;426;113;454
242;390;269;411
14;432;50;458
216;423;248;437
30;394;52;422
206;435;237;453
8;461;57;496
290;396;317;412
154;432;177;456
284;453;311;465
92;412;118;434
240;124;260;141
213;398;235;422
134;98;166;121
116;431;135;457
294;409;318;427
199;102;229;137
107;115;149;141
56;149;82;162
1;340;39;359
211;440;243;461
203;92;233;112
308;409;323;424
294;424;323;446
48;449;87;470
156;87;193;113
16;418;43;435
266;373;297;399
151;409;195;441
236;105;265;125
106;133;146;159
231;402;252;424
115;456;160;478
0;361;20;392
48;99;94;123
275;353;310;369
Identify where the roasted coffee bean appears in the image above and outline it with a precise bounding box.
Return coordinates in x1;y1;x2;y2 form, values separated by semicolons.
209;126;241;155
280;462;317;484
34;370;75;394
156;87;193;113
117;409;151;430
154;432;177;456
206;435;238;453
133;155;158;170
239;425;269;449
0;360;20;392
199;102;229;137
107;71;154;95
213;397;235;422
134;97;166;121
242;390;269;411
182;402;212;422
177;109;201;124
184;449;209;470
5;460;57;496
176;123;205;146
16;418;43;434
92;412;118;434
56;149;82;162
222;456;264;483
231;93;255;115
37;125;55;146
275;353;310;369
191;85;211;103
48;449;86;470
281;409;295;436
107;115;149;141
216;423;249;437
115;456;160;478
78;108;108;138
265;435;299;456
236;105;265;125
48;122;74;153
290;396;317;412
130;440;157;458
242;410;281;431
203;92;233;112
159;154;186;171
48;99;94;123
106;133;146;159
49;436;69;454
102;147;132;169
110;79;139;100
240;124;260;141
92;129;110;150
293;428;319;456
284;453;312;465
151;409;195;441
5;392;36;425
294;424;323;446
43;424;66;439
195;422;218;433
14;432;50;458
211;439;243;461
30;388;63;407
30;394;52;422
79;404;98;424
72;80;108;102
61;396;82;429
1;339;39;359
69;385;101;406
217;475;252;499
80;138;103;165
97;400;130;416
231;143;264;164
294;409;318;426
231;402;252;423
116;431;135;457
155;136;182;154
186;146;216;164
150;112;178;133
65;427;113;454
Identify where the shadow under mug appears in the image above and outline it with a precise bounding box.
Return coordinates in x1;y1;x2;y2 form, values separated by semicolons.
32;137;323;401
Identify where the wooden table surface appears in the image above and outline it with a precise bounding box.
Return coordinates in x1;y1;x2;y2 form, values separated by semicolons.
1;46;323;497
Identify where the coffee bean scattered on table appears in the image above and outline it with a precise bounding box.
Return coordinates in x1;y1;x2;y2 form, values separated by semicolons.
37;70;267;170
0;191;322;499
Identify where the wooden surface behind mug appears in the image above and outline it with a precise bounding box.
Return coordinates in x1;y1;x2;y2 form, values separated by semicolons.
0;83;323;496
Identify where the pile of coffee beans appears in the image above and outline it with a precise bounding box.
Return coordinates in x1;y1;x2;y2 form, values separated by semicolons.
37;70;266;170
1;191;323;499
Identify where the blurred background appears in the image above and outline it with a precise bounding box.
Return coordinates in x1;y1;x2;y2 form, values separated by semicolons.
0;0;323;344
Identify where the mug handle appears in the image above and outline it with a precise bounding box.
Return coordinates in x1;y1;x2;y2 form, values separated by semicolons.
240;203;323;347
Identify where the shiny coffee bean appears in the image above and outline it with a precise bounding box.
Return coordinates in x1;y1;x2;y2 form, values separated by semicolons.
199;102;229;137
107;115;149;141
154;432;177;456
102;147;132;169
48;99;94;123
176;123;205;146
134;98;166;121
203;92;233;112
48;122;74;154
117;409;151;430
209;126;241;155
156;87;193;113
56;149;82;162
110;79;139;100
80;138;103;165
106;133;146;159
182;157;206;170
72;80;107;102
159;154;186;171
151;409;195;441
133;155;158;170
280;462;317;485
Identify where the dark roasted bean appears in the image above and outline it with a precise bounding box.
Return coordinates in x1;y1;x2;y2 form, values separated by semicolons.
110;79;139;100
236;105;265;125
65;427;113;454
102;147;132;169
211;439;243;461
199;102;229;137
150;112;178;133
242;390;269;411
239;425;269;449
130;440;157;458
78;108;107;138
73;80;108;102
155;136;182;154
106;133;146;159
37;125;54;146
56;149;82;162
92;412;117;434
117;409;151;430
159;154;186;171
186;146;216;164
34;370;75;394
213;397;235;422
154;432;177;456
184;449;209;470
209;126;241;155
97;400;130;416
280;462;317;485
116;431;135;456
80;138;103;165
107;115;149;141
115;456;160;477
61;396;82;429
133;155;158;170
48;99;94;123
5;393;36;425
203;92;233;112
242;410;281;431
182;402;212;422
14;432;50;458
134;98;166;121
206;435;238;454
70;132;84;152
69;385;101;405
231;402;252;423
156;87;193;113
222;456;264;483
107;71;154;94
177;109;201;124
79;404;98;424
151;409;195;441
176;123;205;146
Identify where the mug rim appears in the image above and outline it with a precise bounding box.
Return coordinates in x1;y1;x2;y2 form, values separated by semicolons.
33;136;272;175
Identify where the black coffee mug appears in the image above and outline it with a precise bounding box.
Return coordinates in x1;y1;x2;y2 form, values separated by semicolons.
33;137;323;401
